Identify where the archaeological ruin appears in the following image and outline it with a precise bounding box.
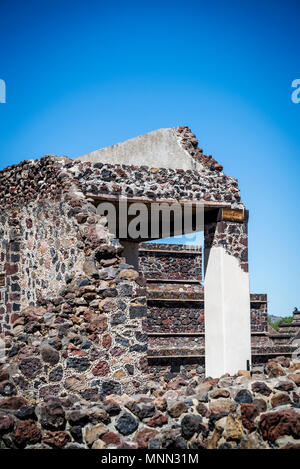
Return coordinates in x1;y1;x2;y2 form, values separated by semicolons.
0;126;299;449
0;125;299;391
139;242;299;364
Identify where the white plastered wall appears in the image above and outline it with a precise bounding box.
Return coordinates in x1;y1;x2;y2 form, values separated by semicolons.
204;246;251;378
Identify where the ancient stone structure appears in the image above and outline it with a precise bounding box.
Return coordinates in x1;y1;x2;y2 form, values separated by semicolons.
0;126;299;450
139;243;299;366
267;309;300;346
0;125;296;407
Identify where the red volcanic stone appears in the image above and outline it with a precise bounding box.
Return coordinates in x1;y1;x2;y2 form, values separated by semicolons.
205;378;219;387
210;388;230;399
10;313;19;324
259;409;300;441
132;380;141;388
139;357;148;374
167;377;188;390
251;381;272;397
270;393;291;408
133;428;158;449
196;402;210;418
110;347;124;357
0;369;9;383
274;381;294;392
145;413;168;427
76;213;88;224
4;263;18;275
67;345;87;357
41;345;60;365
101;432;121;446
13;419;42;446
162;319;172;326
272;356;290;368
25;218;33;228
241;403;260;432
0;412;15;433
43;430;71;448
265;361;286;378
102;334;112;349
87;314;107;333
69;349;87;357
288;373;300;386
92;360;110;377
0;396;27;410
19;357;42;379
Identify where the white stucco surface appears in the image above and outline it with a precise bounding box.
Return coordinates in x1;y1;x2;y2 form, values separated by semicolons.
75;128;204;171
204;246;251;378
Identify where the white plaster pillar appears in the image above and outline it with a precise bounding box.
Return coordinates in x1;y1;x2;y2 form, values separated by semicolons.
204;217;251;378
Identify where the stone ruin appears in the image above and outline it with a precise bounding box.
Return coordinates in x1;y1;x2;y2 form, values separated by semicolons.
0;126;299;450
0;125;298;400
139;242;300;365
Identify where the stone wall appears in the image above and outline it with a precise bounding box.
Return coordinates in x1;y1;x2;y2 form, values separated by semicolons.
76;125;242;207
0;156;150;397
75;162;241;207
138;243;268;337
0;123;249;403
139;243;202;281
0;210;21;331
19;200;85;309
1;128;298;450
137;243;291;371
250;294;268;332
145;300;204;334
0;127;272;407
0;357;299;449
204;218;249;273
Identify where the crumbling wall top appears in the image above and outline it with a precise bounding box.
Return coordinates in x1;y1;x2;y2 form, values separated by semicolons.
75;126;225;173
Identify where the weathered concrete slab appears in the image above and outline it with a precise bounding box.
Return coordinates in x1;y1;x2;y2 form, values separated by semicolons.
75;127;204;171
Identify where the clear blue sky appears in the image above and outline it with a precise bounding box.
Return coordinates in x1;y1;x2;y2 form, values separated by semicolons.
0;0;299;317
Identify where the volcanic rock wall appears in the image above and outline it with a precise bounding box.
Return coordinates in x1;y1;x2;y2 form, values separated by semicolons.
0;156;149;398
138;243;297;365
0;126;254;404
0;357;299;449
139;243;202;281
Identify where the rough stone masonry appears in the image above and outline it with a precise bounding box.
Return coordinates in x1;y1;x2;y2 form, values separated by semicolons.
0;126;298;449
139;242;299;369
0;357;299;449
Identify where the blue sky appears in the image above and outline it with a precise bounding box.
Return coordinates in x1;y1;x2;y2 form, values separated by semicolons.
0;0;299;317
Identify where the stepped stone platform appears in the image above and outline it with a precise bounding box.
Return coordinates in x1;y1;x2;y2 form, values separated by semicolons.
138;243;299;366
